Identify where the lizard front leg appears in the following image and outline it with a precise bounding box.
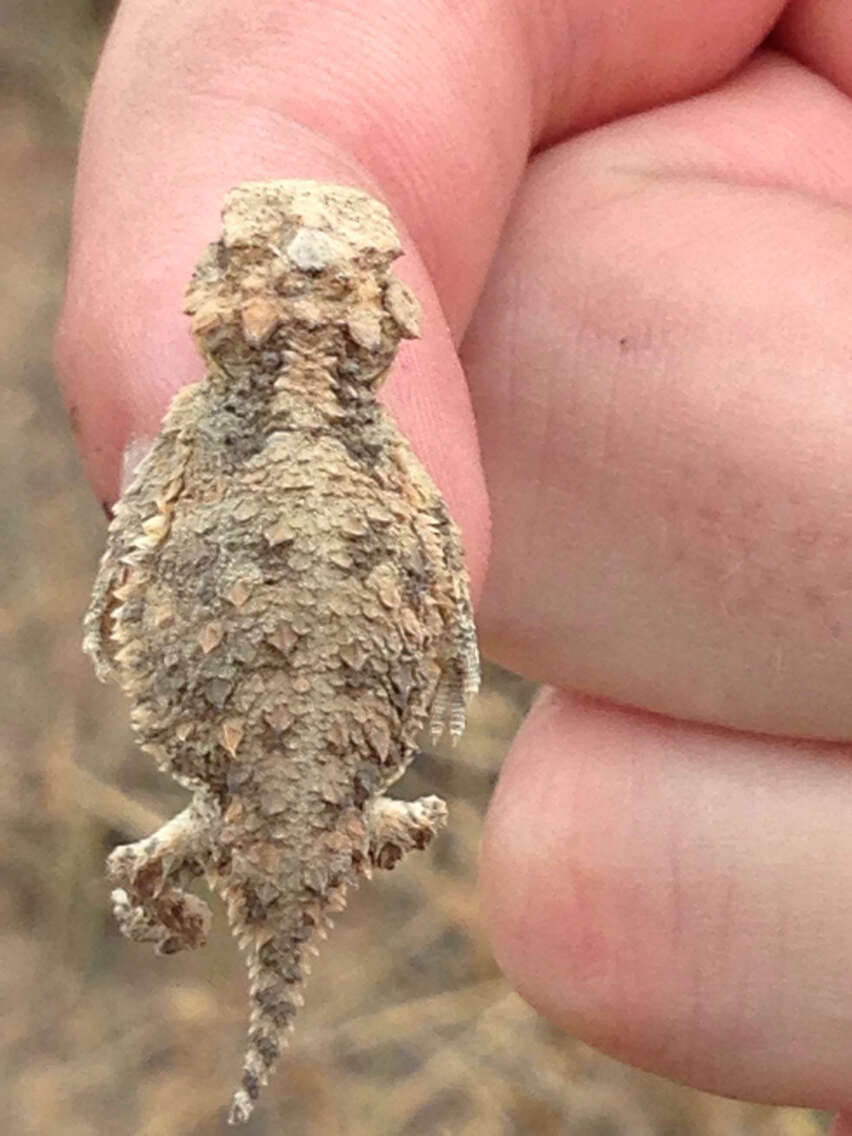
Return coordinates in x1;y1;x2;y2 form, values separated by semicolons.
406;493;480;742
366;795;448;870
107;797;220;955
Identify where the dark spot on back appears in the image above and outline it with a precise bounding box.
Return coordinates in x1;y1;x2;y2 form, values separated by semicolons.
250;1031;280;1066
254;987;296;1027
214;239;231;271
242;1070;261;1100
242;885;268;925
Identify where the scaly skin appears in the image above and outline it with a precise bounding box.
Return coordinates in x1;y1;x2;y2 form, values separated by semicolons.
83;180;479;1124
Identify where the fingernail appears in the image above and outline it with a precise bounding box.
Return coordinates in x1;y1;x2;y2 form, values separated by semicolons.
121;436;156;495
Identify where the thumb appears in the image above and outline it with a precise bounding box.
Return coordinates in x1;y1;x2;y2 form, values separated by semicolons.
55;0;499;589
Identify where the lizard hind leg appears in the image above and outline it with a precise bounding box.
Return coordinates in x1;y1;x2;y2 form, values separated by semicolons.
107;799;218;956
366;795;448;870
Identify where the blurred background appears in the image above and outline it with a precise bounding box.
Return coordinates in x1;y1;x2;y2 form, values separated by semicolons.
0;2;833;1133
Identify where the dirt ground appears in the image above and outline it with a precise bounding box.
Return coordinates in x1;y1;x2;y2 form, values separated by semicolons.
0;3;832;1133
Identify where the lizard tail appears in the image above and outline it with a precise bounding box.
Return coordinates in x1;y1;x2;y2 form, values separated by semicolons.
224;877;350;1125
221;796;447;1123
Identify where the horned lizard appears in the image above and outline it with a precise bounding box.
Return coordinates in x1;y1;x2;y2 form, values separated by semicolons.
83;179;480;1124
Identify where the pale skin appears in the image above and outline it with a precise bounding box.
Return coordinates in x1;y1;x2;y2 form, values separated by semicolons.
57;1;852;1130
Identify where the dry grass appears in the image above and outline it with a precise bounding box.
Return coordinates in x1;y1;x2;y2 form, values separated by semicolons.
0;3;832;1133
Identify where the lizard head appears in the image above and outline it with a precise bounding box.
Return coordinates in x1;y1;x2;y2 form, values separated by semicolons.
184;180;421;391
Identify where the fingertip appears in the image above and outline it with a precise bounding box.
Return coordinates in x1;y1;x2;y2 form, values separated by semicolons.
480;688;564;977
481;691;659;1060
59;148;490;593
481;690;852;1109
60;0;509;562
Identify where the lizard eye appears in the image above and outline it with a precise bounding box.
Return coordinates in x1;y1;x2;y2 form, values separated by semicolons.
214;239;231;271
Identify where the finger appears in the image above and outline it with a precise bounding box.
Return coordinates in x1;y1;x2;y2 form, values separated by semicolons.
56;0;783;570
482;688;852;1112
464;51;852;737
775;0;852;99
59;0;535;580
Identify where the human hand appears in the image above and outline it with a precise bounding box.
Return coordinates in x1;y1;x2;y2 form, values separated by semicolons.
57;1;852;1128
